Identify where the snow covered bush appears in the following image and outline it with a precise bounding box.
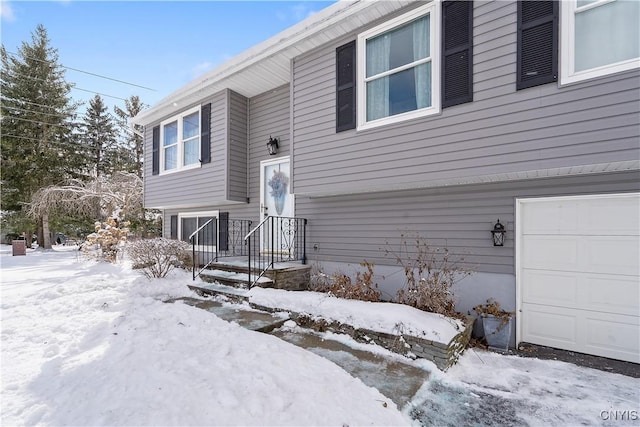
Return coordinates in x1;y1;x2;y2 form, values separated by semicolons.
310;261;381;302
126;238;191;279
386;234;473;318
83;218;129;262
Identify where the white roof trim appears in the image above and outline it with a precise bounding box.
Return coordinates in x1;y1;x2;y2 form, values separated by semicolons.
133;0;415;126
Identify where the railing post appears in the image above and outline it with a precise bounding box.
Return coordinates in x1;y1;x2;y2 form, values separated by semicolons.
302;218;307;264
248;232;252;287
270;216;274;267
192;237;196;281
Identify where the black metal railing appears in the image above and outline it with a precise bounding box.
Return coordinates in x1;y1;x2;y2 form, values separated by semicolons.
191;218;252;280
245;216;307;287
190;218;217;280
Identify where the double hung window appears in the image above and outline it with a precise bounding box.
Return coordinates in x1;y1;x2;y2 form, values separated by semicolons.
161;106;200;173
179;212;217;247
357;3;440;129
561;0;639;84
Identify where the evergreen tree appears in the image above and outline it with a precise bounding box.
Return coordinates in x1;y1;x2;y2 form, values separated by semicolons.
1;24;80;248
114;95;147;178
81;94;118;177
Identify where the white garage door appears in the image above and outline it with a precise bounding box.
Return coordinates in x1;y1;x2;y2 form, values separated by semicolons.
517;193;640;363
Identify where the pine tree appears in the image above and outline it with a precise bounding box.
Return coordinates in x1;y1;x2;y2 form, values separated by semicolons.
1;24;80;248
81;94;118;177
114;95;147;178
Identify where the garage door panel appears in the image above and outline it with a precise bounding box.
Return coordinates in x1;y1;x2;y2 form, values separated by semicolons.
586;275;640;317
522;304;640;363
519;193;640;364
522;305;577;344
522;270;578;306
523;202;579;234
587;198;640;235
522;236;578;271
524;270;639;315
586;314;640;361
587;236;640;276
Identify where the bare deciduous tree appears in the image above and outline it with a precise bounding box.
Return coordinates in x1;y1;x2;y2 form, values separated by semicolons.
28;172;143;243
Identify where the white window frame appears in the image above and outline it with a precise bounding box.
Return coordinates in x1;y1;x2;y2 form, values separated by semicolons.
560;0;640;85
178;211;218;249
160;105;201;174
356;2;441;131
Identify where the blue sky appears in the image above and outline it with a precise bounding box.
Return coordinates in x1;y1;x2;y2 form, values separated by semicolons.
0;0;335;113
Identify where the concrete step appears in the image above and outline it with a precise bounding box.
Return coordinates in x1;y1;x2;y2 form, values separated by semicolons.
171;297;288;332
198;269;274;287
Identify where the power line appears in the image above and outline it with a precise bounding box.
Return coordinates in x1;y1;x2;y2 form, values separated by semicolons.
71;85;128;101
0;96;67;111
3;104;69;119
2;70;133;102
2;115;79;128
5;50;156;92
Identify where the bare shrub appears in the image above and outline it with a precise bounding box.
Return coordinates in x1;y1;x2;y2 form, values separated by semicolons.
126;238;191;278
386;234;473;318
83;218;129;262
310;261;381;302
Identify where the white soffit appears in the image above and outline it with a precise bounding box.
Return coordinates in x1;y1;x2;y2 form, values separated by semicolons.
133;0;415;126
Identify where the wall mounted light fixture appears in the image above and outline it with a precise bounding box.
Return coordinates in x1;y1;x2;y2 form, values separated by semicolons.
491;219;506;246
267;136;279;155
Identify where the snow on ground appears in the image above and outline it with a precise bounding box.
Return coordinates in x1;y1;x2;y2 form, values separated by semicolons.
2;247;639;426
248;287;465;344
0;249;409;426
409;349;640;426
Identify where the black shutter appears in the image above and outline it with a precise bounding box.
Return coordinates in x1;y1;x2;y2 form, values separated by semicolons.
218;212;229;251
200;103;211;164
170;215;178;240
442;0;473;108
152;125;160;175
517;0;558;90
336;40;356;132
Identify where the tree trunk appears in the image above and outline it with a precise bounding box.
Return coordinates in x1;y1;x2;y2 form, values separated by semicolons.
24;229;32;249
36;220;43;248
41;214;52;249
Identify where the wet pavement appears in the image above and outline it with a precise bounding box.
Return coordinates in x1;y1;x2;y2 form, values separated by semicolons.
170;296;429;408
272;327;429;407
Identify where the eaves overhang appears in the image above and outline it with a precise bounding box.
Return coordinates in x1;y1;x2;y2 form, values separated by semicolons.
132;0;415;127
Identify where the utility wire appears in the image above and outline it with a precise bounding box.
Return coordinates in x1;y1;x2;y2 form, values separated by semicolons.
3;104;69;119
5;50;156;91
2;71;132;102
71;86;128;101
3;115;84;129
0;96;70;111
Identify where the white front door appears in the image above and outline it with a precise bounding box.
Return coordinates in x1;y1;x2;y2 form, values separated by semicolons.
260;157;294;252
517;193;640;363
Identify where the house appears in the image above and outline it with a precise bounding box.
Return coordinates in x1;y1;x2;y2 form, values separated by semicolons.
131;0;640;364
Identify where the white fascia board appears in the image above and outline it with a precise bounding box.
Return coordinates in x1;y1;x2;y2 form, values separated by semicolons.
133;0;412;127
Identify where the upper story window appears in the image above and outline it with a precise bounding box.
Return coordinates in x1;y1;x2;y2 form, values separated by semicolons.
161;106;200;173
561;0;639;84
357;2;440;130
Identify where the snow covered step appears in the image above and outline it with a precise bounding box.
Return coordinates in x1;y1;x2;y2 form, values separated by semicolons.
198;269;274;288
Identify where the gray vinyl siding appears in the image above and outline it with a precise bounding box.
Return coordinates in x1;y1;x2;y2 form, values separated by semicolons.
161;84;292;236
227;90;248;202
291;0;640;196
144;90;249;209
299;171;640;275
247;84;291;209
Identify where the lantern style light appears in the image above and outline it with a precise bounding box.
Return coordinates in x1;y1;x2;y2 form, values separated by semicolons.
492;219;506;246
267;136;279;155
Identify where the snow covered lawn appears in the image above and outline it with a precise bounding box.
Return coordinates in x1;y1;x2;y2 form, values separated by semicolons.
0;249;408;426
2;248;638;426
